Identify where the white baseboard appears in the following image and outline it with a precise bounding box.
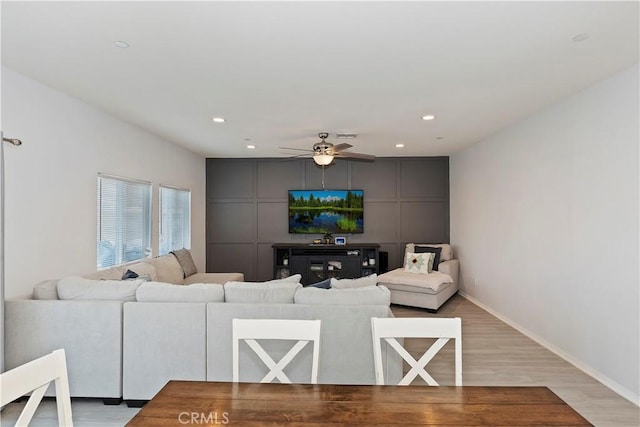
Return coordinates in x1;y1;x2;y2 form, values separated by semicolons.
459;291;640;407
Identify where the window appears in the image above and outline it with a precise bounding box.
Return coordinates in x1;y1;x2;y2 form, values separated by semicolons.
97;174;152;268
159;185;191;255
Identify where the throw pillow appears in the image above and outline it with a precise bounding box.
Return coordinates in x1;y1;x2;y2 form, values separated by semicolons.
414;246;442;271
404;252;433;274
33;280;59;300
170;248;198;278
307;278;331;289
121;269;139;280
330;273;378;289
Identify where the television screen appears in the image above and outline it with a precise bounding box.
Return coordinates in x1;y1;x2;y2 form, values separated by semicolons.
288;190;364;234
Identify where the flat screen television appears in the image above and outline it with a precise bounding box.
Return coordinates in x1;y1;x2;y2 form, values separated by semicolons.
288;189;364;234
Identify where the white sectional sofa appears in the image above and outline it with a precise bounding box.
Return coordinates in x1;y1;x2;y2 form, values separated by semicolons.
4;252;243;403
5;258;401;405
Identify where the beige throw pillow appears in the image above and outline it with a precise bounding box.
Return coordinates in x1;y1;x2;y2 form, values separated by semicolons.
170;248;198;278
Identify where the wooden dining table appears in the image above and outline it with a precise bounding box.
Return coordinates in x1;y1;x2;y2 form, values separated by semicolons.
126;380;592;426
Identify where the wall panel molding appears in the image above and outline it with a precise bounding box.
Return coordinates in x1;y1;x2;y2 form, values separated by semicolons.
206;157;449;280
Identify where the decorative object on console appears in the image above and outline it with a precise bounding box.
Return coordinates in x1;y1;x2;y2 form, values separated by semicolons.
334;236;346;245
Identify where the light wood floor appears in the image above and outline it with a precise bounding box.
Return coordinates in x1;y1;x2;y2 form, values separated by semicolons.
2;294;638;426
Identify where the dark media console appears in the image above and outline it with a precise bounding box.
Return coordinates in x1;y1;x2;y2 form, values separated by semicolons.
272;243;380;286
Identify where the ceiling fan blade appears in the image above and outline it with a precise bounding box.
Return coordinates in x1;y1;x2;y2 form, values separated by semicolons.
335;151;376;161
330;143;353;153
278;146;314;152
279;153;313;161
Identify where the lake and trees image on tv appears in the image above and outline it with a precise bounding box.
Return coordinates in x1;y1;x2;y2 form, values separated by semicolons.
288;190;364;234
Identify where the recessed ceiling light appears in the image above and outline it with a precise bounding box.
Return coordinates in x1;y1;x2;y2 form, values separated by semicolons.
395;143;405;148
212;117;225;123
572;33;590;42
421;115;436;121
247;145;256;149
113;41;129;49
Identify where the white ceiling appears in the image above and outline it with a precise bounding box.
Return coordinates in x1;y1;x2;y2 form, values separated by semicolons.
2;1;638;158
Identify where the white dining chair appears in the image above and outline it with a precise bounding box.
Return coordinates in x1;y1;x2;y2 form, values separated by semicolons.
232;318;321;384
371;317;462;386
0;349;73;426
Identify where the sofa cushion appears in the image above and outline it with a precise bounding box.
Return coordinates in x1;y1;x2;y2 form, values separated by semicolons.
330;274;377;289
294;285;391;305
377;268;454;292
267;274;302;283
136;282;224;302
33;280;59;300
57;276;145;301
170;248;198;278
84;266;127;280
184;272;244;285
414;246;442;271
224;281;302;303
146;254;184;284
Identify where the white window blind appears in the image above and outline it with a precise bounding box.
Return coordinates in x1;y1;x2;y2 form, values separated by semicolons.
159;185;191;255
97;174;152;268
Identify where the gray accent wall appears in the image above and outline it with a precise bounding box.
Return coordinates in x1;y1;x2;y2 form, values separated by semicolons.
206;157;449;281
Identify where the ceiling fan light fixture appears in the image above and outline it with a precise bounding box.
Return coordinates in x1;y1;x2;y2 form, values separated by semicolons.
313;154;334;166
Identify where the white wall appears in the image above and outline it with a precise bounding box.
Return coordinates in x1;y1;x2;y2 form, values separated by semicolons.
1;67;206;299
451;64;639;403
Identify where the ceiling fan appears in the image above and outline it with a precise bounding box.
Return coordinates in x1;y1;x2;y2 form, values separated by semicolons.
280;132;375;165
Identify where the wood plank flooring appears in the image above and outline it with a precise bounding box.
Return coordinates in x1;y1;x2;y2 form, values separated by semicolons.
393;295;640;427
1;294;638;426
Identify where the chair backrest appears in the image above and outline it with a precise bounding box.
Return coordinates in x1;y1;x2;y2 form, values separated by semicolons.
232;318;321;384
371;317;462;386
0;349;73;426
